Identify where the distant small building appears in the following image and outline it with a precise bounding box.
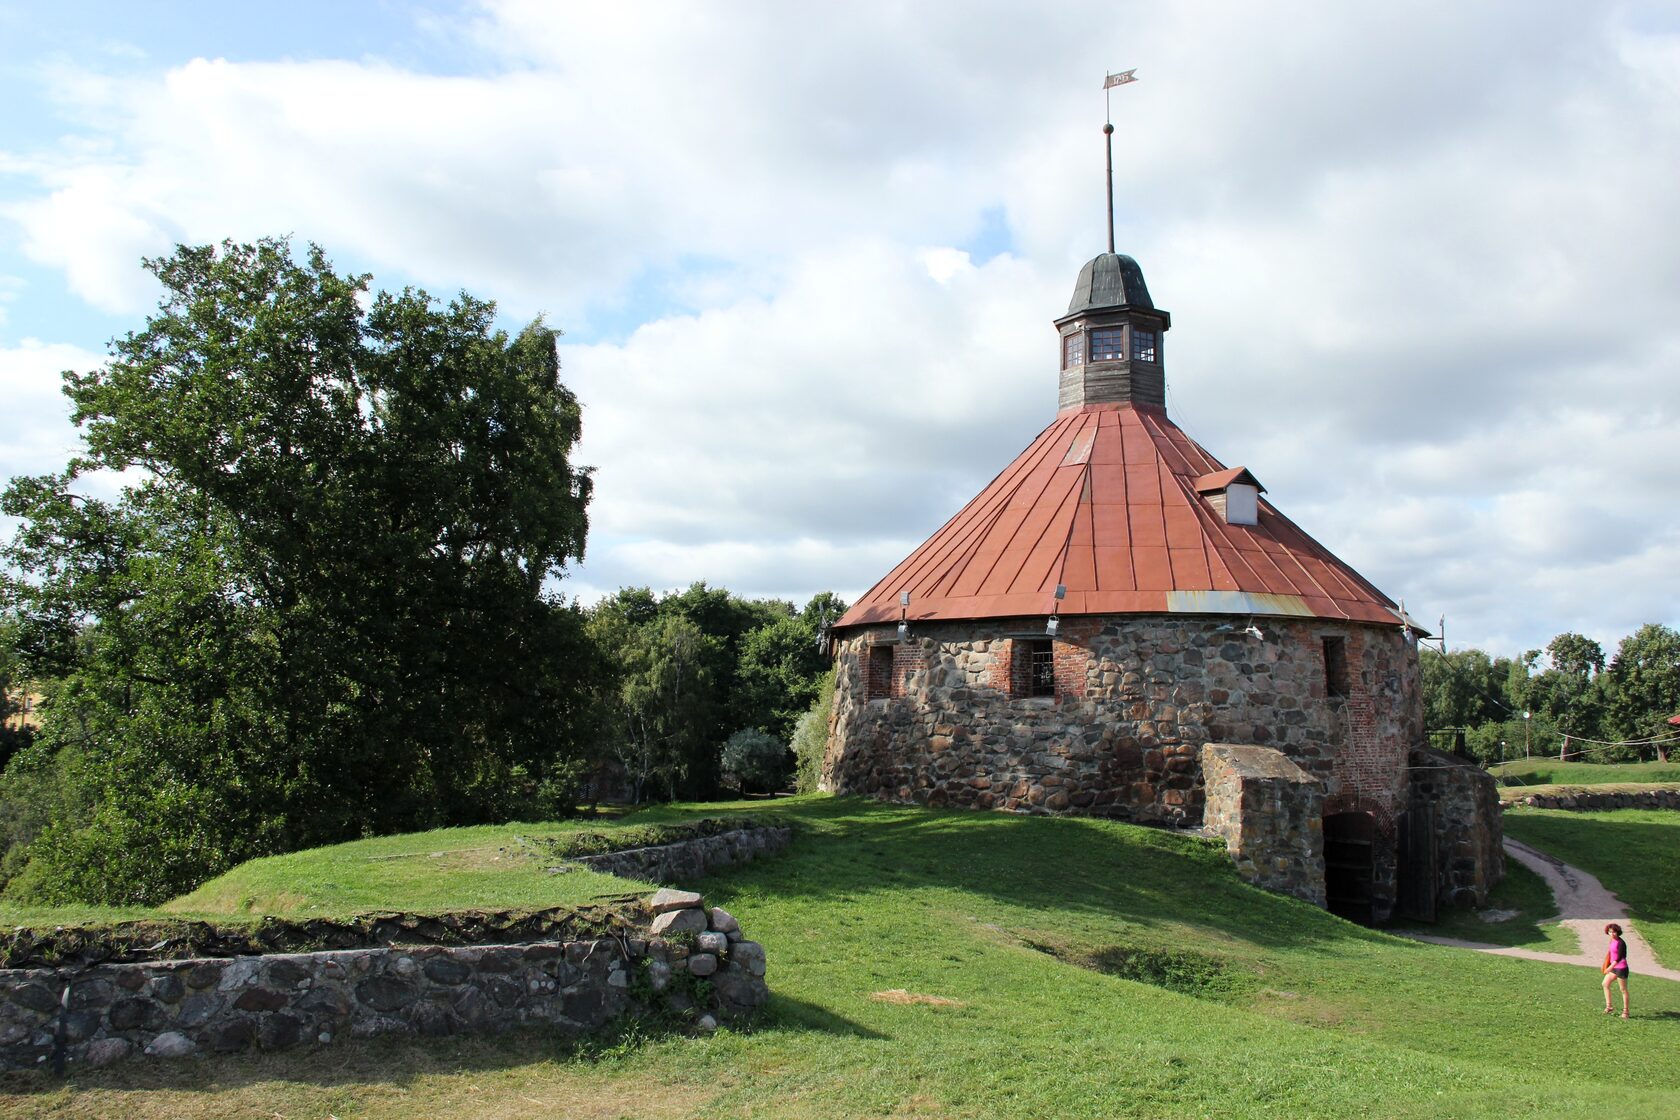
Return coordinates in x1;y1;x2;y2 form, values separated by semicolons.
821;246;1501;924
2;686;41;734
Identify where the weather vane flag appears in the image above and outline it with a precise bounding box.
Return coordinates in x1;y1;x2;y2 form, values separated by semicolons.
1102;68;1138;253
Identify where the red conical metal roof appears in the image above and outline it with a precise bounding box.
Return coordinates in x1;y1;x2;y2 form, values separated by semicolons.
836;402;1402;630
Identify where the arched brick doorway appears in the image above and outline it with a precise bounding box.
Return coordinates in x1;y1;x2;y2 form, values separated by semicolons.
1324;811;1377;924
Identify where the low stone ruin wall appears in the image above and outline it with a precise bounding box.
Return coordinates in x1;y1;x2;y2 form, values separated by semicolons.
1200;743;1325;906
568;825;792;882
0;889;765;1074
1508;788;1680;812
1408;748;1503;908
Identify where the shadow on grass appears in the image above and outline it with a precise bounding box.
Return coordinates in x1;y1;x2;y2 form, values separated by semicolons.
0;994;884;1095
767;992;888;1039
1397;854;1567;952
684;796;1389;954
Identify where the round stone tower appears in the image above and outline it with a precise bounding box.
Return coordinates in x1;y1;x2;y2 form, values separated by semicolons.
822;248;1434;924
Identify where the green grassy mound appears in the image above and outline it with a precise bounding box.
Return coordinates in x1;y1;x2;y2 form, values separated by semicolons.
159;819;663;918
3;796;1677;1118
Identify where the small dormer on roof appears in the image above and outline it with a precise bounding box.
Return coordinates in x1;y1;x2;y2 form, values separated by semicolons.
1195;466;1265;526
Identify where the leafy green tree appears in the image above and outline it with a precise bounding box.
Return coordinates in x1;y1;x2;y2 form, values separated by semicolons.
1546;632;1606;677
790;668;836;794
720;728;789;793
589;609;717;802
801;591;849;629
737;614;830;742
0;618;33;770
1605;624;1680;761
1515;632;1609;753
0;238;596;903
1420;648;1515;732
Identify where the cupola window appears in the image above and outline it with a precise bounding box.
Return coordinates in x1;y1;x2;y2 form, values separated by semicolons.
1062;331;1085;369
1132;328;1158;363
1090;327;1125;361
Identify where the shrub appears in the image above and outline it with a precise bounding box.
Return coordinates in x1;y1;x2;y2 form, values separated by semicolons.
721;729;789;793
791;669;835;794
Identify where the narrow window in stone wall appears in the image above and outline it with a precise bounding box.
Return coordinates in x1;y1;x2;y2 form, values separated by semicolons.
1013;638;1056;698
866;644;896;701
1322;636;1349;698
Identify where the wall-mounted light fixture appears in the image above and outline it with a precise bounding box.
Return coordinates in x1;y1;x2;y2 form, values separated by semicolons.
1046;584;1065;637
897;590;911;642
1243;618;1266;641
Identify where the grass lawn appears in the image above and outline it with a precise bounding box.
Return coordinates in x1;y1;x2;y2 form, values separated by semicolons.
1491;759;1680;787
164;819;664;918
1502;807;1680;967
1395;854;1578;954
3;796;1677;1119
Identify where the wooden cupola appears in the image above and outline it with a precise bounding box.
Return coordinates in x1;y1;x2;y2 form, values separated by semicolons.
1054;252;1172;412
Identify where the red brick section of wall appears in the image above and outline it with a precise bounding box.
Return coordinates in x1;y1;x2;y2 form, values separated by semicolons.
1324;628;1406;836
894;642;926;698
1052;628;1095;700
988;641;1015;694
864;645;894;701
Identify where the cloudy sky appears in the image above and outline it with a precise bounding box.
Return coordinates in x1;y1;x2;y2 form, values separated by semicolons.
2;0;1677;657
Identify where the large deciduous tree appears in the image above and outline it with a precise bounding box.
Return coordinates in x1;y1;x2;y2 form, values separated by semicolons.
0;238;597;903
1605;624;1680;760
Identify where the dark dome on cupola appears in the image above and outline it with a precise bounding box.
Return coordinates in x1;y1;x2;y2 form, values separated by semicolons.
1066;252;1155;314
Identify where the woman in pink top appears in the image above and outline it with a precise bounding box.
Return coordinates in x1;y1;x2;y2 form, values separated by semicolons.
1602;923;1630;1018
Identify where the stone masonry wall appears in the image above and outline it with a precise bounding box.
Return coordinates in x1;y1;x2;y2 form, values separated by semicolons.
1508;789;1680;811
0;890;766;1074
823;614;1419;834
568;826;791;882
1408;748;1504;909
1201;744;1325;906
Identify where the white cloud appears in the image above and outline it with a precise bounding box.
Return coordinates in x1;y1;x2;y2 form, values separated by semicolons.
2;0;1678;654
0;339;100;478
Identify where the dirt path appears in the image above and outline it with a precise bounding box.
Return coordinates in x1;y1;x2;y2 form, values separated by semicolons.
1405;837;1680;981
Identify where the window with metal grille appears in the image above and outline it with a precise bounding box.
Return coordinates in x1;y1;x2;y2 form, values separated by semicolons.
1090;327;1125;361
1132;328;1157;363
1022;639;1056;698
1062;331;1085;369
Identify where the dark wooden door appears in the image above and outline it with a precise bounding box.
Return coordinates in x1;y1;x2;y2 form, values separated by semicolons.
1398;804;1438;923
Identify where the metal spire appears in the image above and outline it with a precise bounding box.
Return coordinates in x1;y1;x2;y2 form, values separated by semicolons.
1103;69;1138;255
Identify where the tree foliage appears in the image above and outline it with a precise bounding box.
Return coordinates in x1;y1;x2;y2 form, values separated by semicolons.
0;238;597;903
791;668;836;794
1604;624;1680;757
585;585;844;800
1423;625;1680;764
720;728;788;793
0;619;33;769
